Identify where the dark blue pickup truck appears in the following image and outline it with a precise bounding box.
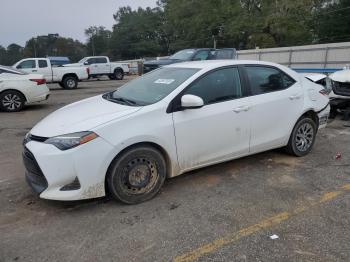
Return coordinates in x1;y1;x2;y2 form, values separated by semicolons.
143;48;236;74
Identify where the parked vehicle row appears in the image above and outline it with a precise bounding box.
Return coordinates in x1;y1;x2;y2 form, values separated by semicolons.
13;58;89;89
0;65;50;112
65;56;130;80
22;60;330;204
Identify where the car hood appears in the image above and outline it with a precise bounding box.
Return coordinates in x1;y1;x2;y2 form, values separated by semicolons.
30;95;142;137
330;69;350;83
144;59;181;66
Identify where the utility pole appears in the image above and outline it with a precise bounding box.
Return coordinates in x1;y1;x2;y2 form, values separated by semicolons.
91;35;95;56
33;38;37;58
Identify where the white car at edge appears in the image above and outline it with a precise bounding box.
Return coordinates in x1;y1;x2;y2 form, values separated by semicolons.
23;60;330;204
0;65;50;112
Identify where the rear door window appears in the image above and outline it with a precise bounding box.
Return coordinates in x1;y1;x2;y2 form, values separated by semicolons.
245;66;296;95
38;60;48;68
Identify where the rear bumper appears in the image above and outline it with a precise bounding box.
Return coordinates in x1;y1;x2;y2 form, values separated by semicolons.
317;104;330;129
26;85;50;103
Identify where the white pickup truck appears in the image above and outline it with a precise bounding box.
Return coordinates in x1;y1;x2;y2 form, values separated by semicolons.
65;56;130;80
13;58;89;89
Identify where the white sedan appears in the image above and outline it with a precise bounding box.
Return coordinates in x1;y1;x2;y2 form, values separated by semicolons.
23;60;330;204
0;66;50;112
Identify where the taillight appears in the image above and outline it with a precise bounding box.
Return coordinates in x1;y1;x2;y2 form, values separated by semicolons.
30;79;46;85
319;89;329;96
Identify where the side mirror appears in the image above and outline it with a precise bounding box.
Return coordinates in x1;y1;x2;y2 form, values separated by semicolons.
181;94;204;109
83;61;89;65
16;65;22;69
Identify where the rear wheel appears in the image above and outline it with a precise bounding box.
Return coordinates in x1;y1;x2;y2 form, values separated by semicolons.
107;146;166;204
0;90;25;112
62;76;78;89
286;117;317;157
114;69;124;80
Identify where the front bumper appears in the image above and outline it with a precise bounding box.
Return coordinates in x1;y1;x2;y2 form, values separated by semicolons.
23;136;115;201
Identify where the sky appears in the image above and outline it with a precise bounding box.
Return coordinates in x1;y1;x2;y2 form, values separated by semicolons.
0;0;158;47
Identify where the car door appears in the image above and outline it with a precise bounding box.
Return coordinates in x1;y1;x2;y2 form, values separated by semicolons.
243;65;304;153
16;59;37;74
87;58;98;75
95;57;109;74
172;67;251;172
0;70;5;91
37;59;52;81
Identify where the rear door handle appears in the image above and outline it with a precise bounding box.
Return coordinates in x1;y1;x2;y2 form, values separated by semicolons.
233;105;250;113
289;94;302;100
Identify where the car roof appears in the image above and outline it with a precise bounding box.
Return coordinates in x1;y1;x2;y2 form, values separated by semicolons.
166;59;282;69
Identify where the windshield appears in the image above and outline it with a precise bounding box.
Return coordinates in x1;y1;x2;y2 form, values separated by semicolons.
78;57;87;63
170;49;196;60
105;67;199;106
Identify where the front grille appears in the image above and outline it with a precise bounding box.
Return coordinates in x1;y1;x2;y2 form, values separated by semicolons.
332;81;350;97
29;134;48;142
23;134;48;146
23;147;48;193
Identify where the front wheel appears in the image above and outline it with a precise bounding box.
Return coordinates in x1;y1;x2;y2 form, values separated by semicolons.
107;146;166;204
0;90;25;112
286;117;317;157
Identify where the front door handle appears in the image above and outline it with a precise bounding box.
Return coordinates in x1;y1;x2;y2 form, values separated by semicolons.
32;70;37;72
233;105;250;113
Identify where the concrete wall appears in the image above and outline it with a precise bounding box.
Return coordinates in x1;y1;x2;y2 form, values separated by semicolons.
236;42;350;70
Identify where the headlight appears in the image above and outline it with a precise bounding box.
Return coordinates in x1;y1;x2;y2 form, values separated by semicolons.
45;131;98;150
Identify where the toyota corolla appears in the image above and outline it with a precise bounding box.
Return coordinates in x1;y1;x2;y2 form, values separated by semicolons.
23;60;330;204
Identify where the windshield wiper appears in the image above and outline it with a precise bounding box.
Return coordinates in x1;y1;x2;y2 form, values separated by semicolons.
112;96;137;106
103;93;139;106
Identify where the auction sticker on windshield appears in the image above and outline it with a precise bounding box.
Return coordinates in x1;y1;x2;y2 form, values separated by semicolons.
154;79;175;85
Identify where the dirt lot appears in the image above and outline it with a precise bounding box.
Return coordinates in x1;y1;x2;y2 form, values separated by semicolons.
0;77;349;262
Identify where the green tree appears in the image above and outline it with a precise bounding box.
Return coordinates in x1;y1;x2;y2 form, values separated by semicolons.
23;35;87;62
313;0;350;43
110;6;168;59
85;26;112;56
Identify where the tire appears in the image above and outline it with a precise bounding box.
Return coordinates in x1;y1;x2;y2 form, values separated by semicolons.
0;90;25;112
286;117;317;157
58;82;64;88
62;76;78;89
114;69;124;80
107;146;166;204
108;74;116;80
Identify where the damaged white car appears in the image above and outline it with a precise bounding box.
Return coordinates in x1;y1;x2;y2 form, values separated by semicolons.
23;60;330;204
